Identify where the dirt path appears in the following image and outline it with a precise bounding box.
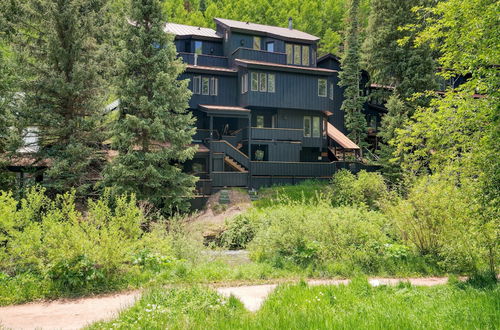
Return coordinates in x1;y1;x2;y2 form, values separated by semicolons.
0;277;456;329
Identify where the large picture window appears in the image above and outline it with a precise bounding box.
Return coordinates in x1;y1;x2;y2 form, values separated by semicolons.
253;36;261;50
251;72;259;91
318;79;327;97
304;116;321;138
293;44;301;65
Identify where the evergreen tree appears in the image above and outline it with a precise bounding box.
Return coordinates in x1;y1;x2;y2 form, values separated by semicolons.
2;0;110;195
338;0;366;148
103;0;197;214
362;0;437;181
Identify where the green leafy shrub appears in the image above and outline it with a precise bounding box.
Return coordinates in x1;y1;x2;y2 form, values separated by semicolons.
248;202;393;273
47;255;105;293
221;211;263;249
330;170;388;209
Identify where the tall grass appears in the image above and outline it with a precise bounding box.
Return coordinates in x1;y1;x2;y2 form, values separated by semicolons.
90;279;499;329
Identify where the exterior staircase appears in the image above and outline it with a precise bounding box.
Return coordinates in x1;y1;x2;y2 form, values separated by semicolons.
224;156;247;172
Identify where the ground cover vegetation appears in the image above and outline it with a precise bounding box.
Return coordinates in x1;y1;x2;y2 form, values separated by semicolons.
89;278;499;329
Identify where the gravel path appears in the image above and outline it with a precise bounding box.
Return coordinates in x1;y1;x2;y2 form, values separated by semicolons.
0;277;455;329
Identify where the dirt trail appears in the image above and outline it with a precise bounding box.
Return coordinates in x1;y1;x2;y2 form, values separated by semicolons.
0;277;458;329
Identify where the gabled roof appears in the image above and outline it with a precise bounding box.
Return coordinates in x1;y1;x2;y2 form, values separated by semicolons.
164;22;221;40
317;53;341;64
214;18;319;43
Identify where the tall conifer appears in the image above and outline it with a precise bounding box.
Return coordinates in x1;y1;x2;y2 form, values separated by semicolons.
103;0;197;213
2;0;110;195
339;0;366;148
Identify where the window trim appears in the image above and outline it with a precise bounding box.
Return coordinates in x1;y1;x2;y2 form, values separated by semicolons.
202;77;210;95
210;77;218;96
259;72;267;92
267;73;275;93
193;76;201;94
303;116;312;137
318;79;327;97
251;72;259;91
312;116;320;138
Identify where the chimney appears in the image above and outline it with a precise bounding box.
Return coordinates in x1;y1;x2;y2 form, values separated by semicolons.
288;17;293;30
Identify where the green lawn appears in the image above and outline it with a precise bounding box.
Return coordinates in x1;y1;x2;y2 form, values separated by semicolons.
89;279;499;329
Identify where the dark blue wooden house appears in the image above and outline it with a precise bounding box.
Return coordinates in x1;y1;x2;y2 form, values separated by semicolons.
165;18;376;195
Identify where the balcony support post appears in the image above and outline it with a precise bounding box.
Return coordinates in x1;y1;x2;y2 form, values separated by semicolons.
209;115;213;175
248;113;252;189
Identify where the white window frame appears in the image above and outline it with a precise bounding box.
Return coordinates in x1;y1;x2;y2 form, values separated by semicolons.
293;44;301;65
285;43;293;64
202;77;210;95
318;79;327;97
259;72;267;92
312;116;320;138
193;76;201;94
251;72;259;91
302;45;310;66
210;77;218;96
268;73;275;93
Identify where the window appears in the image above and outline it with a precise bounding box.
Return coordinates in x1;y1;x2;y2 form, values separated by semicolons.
329;83;334;100
193;76;201;94
267;74;275;93
256;115;264;128
266;42;274;52
241;74;248;94
251;72;259;91
303;116;311;137
202;77;209;95
259;73;267;92
312;48;316;63
224;31;228;41
302;45;310;66
312;116;320;138
253;36;261;50
293;44;301;65
210;77;218;96
194;41;203;55
318;79;327;97
285;44;293;64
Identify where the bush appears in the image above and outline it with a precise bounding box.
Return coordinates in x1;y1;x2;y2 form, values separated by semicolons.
247;202;394;273
330;170;388;209
221;211;263;249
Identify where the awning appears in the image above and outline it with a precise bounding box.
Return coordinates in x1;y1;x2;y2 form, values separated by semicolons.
199;104;250;117
326;122;360;150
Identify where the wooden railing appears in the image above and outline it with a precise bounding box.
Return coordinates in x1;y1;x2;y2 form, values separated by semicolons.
211;140;249;168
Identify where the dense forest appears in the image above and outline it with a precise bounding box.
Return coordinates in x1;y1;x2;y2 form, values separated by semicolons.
0;0;498;319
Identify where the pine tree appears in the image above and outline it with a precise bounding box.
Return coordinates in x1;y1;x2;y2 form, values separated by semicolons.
2;0;110;195
338;0;367;148
103;0;197;214
362;0;437;182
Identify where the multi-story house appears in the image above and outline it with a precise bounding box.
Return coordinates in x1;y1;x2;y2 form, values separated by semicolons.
164;18;378;195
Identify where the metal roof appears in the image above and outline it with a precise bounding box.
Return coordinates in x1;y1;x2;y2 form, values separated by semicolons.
327;122;360;150
164;23;221;39
199;105;250;112
214;18;319;42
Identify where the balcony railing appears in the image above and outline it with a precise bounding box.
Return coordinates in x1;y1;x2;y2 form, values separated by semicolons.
211;172;248;187
231;48;286;65
251;127;303;141
250;161;372;177
179;52;229;68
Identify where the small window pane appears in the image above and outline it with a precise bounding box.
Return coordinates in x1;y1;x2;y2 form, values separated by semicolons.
302;45;310;66
259;73;267;92
202;77;209;95
268;74;275;93
312;116;320;138
266;42;274;52
303;116;311;137
210;77;218;96
194;41;203;55
286;44;293;64
241;75;245;94
293;45;301;65
329;83;333;100
256;115;264;128
244;74;248;93
318;79;327;97
251;72;259;91
253;36;261;50
193;76;201;94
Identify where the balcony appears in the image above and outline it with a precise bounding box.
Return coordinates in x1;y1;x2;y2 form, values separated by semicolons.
231;48;286;65
179;52;229;68
211;172;248;187
251;127;303;141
